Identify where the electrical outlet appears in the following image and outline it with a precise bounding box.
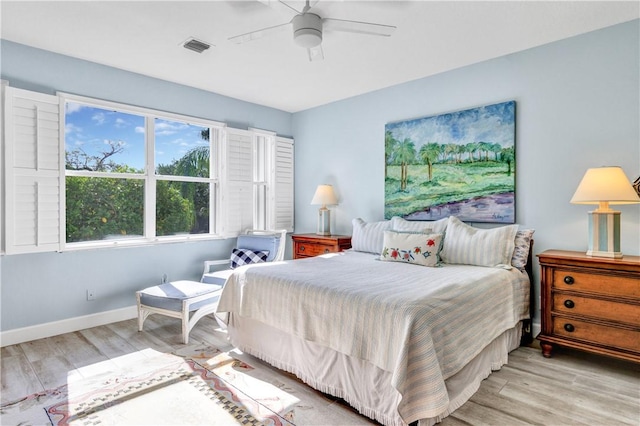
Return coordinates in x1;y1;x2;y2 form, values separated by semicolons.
87;289;96;301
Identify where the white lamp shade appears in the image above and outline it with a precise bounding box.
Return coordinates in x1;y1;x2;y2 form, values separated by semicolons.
310;184;338;206
570;166;640;206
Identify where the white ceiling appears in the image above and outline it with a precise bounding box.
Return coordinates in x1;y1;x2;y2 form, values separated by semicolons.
1;1;638;113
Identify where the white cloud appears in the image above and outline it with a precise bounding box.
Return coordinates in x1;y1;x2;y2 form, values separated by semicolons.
92;112;106;125
66;103;84;114
65;122;82;135
135;126;145;133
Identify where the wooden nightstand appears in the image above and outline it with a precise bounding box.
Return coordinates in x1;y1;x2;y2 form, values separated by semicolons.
537;250;640;363
291;234;352;259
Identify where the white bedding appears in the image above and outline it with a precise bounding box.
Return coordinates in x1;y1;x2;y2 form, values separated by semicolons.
217;250;530;424
228;316;522;426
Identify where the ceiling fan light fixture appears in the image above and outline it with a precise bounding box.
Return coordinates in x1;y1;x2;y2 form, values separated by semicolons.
292;13;323;48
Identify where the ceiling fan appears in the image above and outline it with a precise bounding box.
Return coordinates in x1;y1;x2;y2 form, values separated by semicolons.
228;0;396;61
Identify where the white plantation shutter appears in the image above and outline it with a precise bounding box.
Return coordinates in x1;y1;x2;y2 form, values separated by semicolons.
221;128;253;236
271;136;294;232
221;129;294;236
4;87;61;254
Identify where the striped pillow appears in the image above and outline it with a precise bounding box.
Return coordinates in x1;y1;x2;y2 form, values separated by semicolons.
440;216;518;268
351;218;391;254
391;216;448;233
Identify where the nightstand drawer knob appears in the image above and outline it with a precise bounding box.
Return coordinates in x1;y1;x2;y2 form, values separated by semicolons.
563;276;575;285
300;246;305;252
564;323;575;332
563;299;575;309
324;248;330;253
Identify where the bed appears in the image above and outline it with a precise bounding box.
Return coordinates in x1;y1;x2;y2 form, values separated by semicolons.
216;216;534;426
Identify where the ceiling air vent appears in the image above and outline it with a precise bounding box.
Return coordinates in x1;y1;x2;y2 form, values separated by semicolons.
183;38;211;53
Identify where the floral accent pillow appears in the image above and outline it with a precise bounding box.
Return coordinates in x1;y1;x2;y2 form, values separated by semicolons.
380;231;443;267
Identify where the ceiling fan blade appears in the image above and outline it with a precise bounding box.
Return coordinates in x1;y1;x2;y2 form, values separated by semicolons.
228;22;291;44
308;45;324;62
276;0;304;15
322;18;396;37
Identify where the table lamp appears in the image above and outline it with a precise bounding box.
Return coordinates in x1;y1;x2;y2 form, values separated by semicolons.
570;166;640;258
310;184;338;236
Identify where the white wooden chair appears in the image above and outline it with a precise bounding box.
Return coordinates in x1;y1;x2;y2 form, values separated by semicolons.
136;280;222;344
201;229;288;285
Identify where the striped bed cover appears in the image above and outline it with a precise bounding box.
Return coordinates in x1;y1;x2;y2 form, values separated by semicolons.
217;250;530;424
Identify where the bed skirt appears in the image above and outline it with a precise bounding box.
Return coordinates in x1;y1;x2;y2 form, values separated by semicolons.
227;315;523;426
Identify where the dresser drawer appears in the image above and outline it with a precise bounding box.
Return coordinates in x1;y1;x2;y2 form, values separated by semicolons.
552;269;640;298
538;250;640;362
292;234;352;260
296;242;336;257
553;294;640;325
552;317;640;353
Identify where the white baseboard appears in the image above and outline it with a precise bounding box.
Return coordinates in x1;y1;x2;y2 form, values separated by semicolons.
0;305;138;347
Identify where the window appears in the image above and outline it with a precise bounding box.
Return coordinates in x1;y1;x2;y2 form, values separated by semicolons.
64;104;146;243
154;118;216;237
63;97;221;246
3;88;293;253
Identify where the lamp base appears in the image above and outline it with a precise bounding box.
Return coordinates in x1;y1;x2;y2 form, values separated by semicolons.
586;210;622;258
317;207;331;236
586;249;623;259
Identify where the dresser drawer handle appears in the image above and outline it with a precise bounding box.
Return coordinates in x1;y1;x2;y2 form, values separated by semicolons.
324;248;330;253
300;246;305;252
564;323;575;332
563;299;575;309
563;276;575;285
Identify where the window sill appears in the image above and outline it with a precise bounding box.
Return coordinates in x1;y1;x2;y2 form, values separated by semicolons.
63;234;227;252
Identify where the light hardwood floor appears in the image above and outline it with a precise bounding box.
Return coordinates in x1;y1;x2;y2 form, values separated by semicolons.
2;315;639;425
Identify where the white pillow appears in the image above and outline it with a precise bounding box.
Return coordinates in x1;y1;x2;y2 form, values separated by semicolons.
351;218;391;254
391;216;448;233
380;231;443;267
512;229;535;272
440;216;518;268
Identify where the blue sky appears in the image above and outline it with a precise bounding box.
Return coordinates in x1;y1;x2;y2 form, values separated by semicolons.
65;102;209;171
386;100;515;148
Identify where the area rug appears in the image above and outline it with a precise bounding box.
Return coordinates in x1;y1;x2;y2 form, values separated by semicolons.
1;347;297;425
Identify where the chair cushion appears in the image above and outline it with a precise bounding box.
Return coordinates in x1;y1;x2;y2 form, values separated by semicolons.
201;269;235;286
230;248;268;269
139;280;222;312
237;234;280;262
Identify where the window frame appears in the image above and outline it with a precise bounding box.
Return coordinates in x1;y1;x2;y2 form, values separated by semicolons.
60;92;225;250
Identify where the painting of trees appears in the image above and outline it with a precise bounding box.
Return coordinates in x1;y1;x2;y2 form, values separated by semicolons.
384;101;516;223
395;138;416;191
384;130;397;179
419;143;440;181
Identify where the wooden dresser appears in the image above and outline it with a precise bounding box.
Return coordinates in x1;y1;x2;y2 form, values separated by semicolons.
537;250;640;363
292;234;352;259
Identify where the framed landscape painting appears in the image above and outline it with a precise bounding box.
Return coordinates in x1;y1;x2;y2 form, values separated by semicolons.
384;100;516;223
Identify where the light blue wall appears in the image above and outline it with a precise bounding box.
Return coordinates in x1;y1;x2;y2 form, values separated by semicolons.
2;20;639;332
292;20;640;323
0;41;292;331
